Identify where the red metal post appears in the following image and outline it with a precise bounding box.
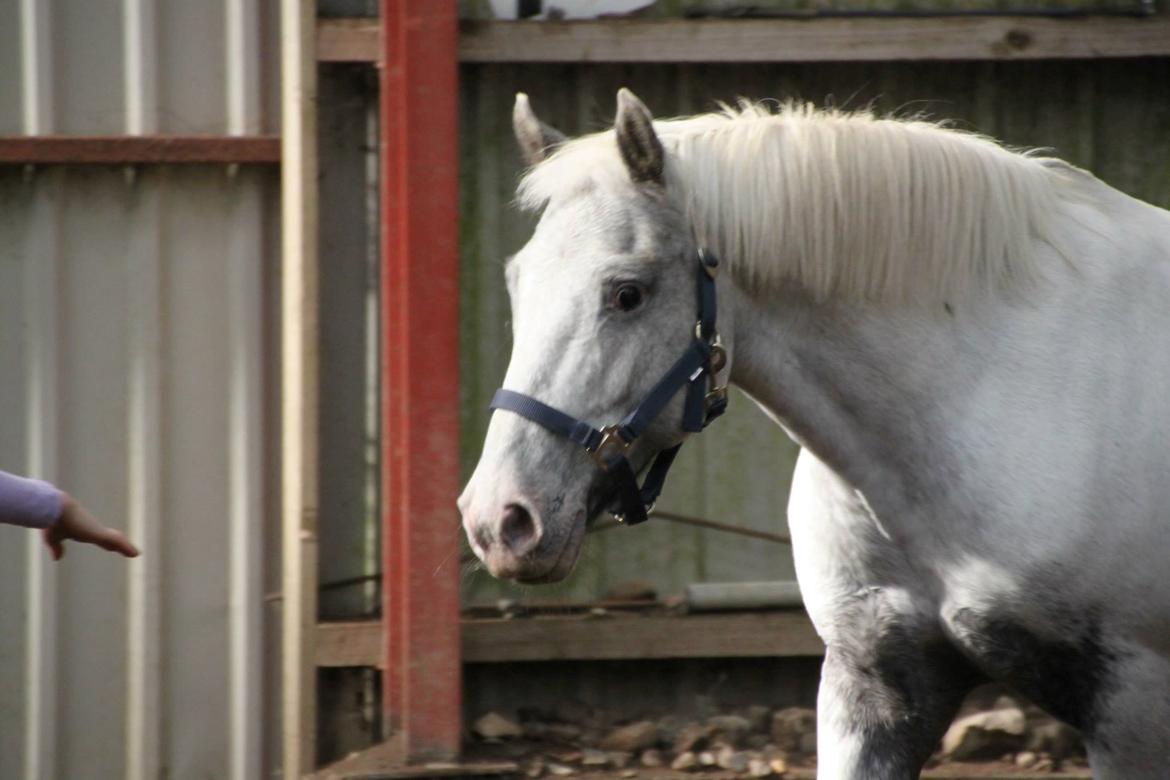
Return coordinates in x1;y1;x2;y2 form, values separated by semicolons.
380;0;462;763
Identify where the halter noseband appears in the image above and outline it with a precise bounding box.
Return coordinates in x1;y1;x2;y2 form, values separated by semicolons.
489;249;729;526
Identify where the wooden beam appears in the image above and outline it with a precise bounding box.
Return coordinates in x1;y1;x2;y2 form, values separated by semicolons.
0;136;280;165
318;17;380;62
458;15;1170;62
318;612;825;667
281;0;319;777
317;15;1170;64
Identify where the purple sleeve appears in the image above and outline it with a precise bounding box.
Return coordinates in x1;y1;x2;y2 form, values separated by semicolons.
0;469;64;529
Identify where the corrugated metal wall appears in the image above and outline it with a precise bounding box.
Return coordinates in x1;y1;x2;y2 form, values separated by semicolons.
0;2;281;779
457;57;1170;603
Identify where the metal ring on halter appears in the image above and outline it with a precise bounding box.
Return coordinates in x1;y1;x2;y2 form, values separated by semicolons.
588;425;631;471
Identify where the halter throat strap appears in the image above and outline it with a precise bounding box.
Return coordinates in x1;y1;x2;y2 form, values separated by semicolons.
489;249;728;526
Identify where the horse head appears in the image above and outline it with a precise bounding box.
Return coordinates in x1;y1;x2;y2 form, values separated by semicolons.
457;89;727;583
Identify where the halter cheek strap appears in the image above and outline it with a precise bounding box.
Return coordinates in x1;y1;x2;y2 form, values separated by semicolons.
489;249;729;526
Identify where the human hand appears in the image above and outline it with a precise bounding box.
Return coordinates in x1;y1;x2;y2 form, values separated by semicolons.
41;495;140;561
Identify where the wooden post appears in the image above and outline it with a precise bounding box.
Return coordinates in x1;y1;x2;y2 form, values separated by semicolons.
281;0;319;776
380;0;462;763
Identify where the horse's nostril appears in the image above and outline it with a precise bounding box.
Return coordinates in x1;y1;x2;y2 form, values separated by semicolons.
500;503;538;555
471;525;492;554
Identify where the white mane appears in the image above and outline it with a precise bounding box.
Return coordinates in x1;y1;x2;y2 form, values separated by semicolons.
518;102;1080;302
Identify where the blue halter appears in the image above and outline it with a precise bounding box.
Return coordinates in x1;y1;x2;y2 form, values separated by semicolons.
489;249;729;525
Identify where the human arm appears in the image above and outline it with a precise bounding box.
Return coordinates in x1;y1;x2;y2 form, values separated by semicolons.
0;469;139;560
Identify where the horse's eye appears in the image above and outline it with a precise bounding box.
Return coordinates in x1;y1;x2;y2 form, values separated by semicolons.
613;283;646;312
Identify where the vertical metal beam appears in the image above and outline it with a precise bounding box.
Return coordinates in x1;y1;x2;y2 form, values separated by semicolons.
123;2;162;778
123;0;158;136
22;177;60;780
226;0;261;136
20;0;54;135
227;179;264;780
281;0;319;777
227;2;264;779
380;0;462;763
20;2;57;778
124;182;163;780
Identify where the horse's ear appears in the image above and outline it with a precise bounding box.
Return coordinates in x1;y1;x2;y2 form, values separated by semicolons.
614;88;664;185
513;92;566;167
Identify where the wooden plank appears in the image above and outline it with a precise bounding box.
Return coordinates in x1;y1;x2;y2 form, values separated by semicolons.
281;0;320;777
318;612;825;667
0;136;281;165
380;0;463;764
319;620;382;668
317;15;1170;63
313;734;517;780
318;17;380;62
460;16;1170;62
465;611;825;662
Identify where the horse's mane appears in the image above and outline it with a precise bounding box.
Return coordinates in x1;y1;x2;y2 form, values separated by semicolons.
518;101;1078;303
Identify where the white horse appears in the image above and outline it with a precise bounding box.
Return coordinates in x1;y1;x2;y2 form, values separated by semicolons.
457;88;1170;778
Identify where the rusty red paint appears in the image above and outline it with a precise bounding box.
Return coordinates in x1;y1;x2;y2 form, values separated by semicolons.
380;0;462;764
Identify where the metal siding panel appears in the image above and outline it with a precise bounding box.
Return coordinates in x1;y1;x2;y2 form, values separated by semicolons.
225;5;265;778
1;2;279;776
19;0;55;134
125;167;164;780
0;167;277;779
261;0;283;134
0;172;31;780
0;0;21;134
58;0;125;134
161;170;233;780
226;168;265;780
20;168;63;780
123;0;160;135
56;169;131;780
158;0;227;133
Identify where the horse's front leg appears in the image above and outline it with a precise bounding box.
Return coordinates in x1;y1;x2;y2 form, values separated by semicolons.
789;452;982;778
816;621;979;780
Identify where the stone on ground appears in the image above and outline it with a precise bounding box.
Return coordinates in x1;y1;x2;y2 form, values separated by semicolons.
748;756;775;777
473;711;524;740
580;748;609;766
707;714;753;747
599;720;660;752
672;722;714;754
771;707;817;755
941;701;1027;760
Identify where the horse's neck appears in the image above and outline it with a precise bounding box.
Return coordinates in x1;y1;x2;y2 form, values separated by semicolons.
727;287;974;522
725;193;1170;539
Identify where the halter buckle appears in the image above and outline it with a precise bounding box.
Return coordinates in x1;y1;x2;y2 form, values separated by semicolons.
695;321;724;347
613;501;655;525
589;425;631;471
